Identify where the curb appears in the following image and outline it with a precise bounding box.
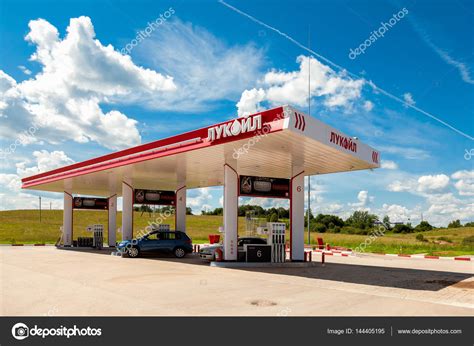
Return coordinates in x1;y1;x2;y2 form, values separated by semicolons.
378;253;471;261
312;250;352;257
7;244;49;247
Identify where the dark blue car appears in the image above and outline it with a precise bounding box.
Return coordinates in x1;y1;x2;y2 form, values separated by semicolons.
117;231;193;258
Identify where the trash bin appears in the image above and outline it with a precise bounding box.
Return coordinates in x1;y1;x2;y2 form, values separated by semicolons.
209;234;220;244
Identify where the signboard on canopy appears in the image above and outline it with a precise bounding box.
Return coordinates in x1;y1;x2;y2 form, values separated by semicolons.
239;175;290;199
73;197;108;210
133;189;176;205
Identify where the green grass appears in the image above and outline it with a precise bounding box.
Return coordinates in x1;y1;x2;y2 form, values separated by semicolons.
309;229;474;257
0;210;473;256
0;210;247;244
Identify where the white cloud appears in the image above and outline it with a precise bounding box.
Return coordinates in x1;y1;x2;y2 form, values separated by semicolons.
0;150;73;210
1;16;177;150
403;92;415;106
451;170;474;180
385;170;474;226
0;174;21;192
363;100;374;111
417;174;449;192
137;19;264;112
16;150;74;177
387;179;416;192
451;170;474;196
237;55;365;117
377;145;430;160
388;174;449;193
381;160;398;170
424;193;474;223
381;203;418;223
187;187;214;214
240;197;289;209
236;88;266;117
349;190;374;209
18;65;32;75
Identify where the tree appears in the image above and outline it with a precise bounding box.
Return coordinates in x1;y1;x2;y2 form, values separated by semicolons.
382;215;392;231
310;222;327;233
393;223;414;234
314;214;344;229
448;220;461;228
304;209;315;226
464;221;474;227
345;211;377;230
277;207;289;219
414;221;433;232
269;213;279;222
186;207;193;215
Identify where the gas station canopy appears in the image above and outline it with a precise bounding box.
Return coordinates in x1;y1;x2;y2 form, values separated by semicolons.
21;105;380;195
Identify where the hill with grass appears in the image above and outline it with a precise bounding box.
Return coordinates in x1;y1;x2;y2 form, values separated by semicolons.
0;210;472;256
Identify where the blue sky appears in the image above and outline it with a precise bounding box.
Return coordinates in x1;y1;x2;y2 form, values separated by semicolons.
0;0;473;226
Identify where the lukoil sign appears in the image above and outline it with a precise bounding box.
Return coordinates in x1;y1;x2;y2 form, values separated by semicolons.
206;114;262;141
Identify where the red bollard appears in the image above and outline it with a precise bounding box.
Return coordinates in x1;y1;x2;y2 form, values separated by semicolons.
215;248;223;262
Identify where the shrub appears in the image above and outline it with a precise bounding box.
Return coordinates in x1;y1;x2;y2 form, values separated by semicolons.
332;225;341;233
340;226;370;235
415;233;425;242
414;221;433;232
437;236;452;243
311;222;327;233
340;226;358;234
464;222;474;227
461;235;474;246
393;224;414;234
269;213;279;222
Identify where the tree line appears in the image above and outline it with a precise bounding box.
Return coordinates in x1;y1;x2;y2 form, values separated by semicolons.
201;205;473;235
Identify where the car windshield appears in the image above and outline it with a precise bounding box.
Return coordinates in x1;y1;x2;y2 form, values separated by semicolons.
139;232;156;240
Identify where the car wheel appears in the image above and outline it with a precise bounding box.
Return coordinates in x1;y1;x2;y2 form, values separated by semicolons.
128;247;140;258
174;247;186;258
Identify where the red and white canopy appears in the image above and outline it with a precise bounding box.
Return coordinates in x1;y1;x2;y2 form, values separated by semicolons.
21;105;380;196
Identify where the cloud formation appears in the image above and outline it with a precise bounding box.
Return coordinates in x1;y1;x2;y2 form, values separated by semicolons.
1;16;177;150
236;55;365;117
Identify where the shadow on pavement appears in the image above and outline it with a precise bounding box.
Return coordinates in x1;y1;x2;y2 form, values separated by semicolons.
55;247;471;291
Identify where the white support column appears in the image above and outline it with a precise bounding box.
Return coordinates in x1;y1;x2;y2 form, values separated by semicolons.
290;169;305;261
108;195;117;246
122;180;134;241
175;186;186;232
63;191;73;246
223;164;238;261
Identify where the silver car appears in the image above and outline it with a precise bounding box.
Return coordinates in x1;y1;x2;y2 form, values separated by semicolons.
199;237;268;261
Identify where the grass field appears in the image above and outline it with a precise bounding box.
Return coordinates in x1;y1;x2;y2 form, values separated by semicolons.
0;210;473;256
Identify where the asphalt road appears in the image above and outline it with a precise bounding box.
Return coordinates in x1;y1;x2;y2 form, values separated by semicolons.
0;246;472;316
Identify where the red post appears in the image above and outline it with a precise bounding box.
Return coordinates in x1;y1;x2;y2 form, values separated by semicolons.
215;248;223;262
